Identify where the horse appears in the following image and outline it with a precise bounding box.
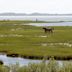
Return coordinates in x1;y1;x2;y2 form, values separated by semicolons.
43;27;54;33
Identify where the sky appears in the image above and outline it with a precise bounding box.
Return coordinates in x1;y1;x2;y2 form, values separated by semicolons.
0;0;72;14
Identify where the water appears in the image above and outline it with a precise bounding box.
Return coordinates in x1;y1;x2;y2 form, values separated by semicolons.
1;16;72;26
0;54;41;66
0;16;72;21
0;16;72;26
28;22;72;26
0;54;67;66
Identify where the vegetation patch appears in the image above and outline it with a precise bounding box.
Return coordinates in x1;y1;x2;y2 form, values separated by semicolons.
0;58;72;72
0;20;72;59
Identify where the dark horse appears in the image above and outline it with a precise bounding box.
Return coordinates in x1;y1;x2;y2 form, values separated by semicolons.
43;27;54;33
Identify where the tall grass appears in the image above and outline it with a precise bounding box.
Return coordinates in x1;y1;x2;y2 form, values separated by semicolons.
0;58;72;72
0;58;71;72
0;65;9;72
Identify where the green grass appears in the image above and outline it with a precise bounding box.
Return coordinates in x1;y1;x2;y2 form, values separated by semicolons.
0;20;72;57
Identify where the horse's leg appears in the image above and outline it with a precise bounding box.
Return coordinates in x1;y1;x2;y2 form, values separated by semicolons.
45;30;47;33
43;29;45;33
49;30;51;33
51;30;53;33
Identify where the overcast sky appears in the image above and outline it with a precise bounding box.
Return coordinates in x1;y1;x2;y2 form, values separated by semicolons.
0;0;72;14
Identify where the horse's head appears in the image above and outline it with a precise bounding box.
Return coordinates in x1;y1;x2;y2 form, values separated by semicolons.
43;27;46;29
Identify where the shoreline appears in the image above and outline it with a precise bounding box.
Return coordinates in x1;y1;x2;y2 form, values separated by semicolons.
6;53;72;60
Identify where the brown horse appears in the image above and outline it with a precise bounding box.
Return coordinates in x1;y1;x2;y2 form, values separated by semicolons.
43;27;54;33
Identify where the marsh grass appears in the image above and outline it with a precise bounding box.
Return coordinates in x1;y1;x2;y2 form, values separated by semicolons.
0;65;9;72
0;21;72;57
0;58;72;72
7;58;72;72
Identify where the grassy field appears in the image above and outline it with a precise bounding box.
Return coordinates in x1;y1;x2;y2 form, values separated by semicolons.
0;20;72;58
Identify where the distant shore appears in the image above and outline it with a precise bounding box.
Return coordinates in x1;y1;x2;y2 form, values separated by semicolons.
0;13;72;16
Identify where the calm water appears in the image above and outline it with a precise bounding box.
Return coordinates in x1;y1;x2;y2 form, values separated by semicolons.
0;16;72;21
0;54;62;66
0;54;41;66
28;22;72;26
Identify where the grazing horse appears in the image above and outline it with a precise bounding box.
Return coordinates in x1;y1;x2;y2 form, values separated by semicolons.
43;27;54;33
